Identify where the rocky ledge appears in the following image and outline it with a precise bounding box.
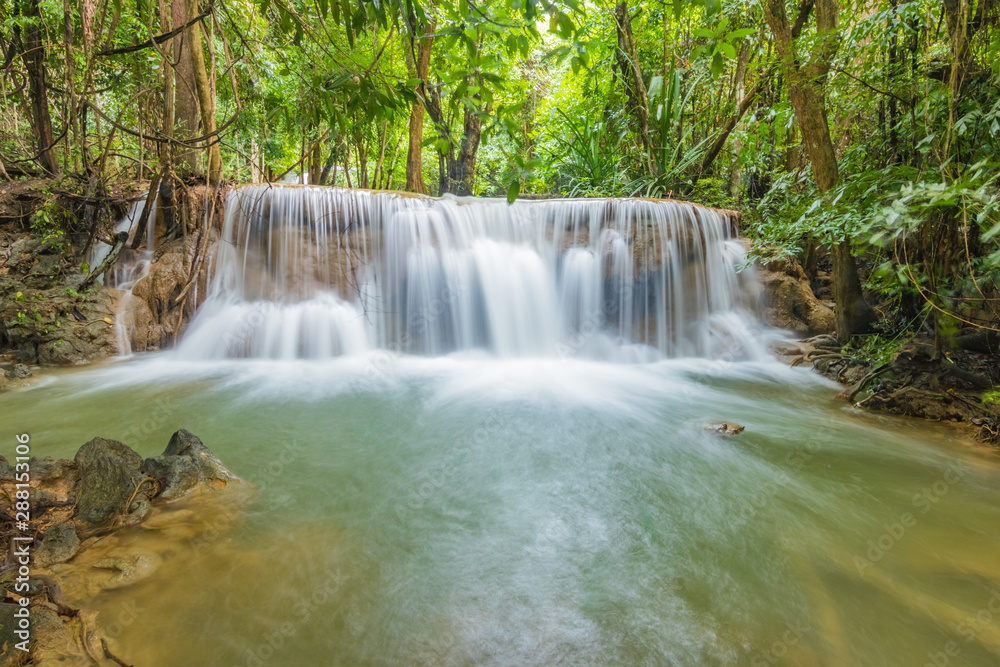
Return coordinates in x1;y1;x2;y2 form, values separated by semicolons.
776;335;1000;444
0;430;243;666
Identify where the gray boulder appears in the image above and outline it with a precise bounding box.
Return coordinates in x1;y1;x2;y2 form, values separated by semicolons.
35;523;81;567
73;438;154;533
5;363;31;379
143;429;238;500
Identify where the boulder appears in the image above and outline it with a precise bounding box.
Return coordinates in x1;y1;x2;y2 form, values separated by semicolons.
756;258;835;336
0;603;27;663
0;278;118;365
143;429;238;500
6;363;31;379
35;523;81;567
73;438;155;533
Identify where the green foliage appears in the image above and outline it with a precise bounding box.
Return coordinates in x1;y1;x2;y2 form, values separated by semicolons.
30;202;67;251
844;333;908;367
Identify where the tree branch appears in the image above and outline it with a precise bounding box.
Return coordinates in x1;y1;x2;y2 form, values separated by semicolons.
96;4;213;56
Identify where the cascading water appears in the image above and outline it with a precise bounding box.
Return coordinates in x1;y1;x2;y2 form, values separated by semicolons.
91;196;158;355
176;185;764;361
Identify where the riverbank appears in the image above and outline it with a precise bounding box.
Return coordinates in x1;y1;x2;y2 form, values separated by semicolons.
0;430;244;665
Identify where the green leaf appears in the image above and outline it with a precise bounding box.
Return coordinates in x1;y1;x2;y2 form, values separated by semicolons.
710;52;724;78
727;28;755;40
719;42;736;59
506;180;520;204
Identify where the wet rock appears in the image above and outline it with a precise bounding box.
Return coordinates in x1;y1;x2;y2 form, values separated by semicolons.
28;254;62;278
127;234;212;352
35;523;81;567
6;238;41;271
30;456;76;482
706;422;745;435
756;257;835;336
6;363;31;379
92;552;162;590
73;438;155;533
143;429;239;500
0;603;28;663
0;279;118;365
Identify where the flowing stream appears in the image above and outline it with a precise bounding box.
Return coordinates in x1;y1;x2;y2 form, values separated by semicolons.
4;186;1000;666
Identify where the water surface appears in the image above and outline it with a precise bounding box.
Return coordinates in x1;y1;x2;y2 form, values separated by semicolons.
4;354;1000;666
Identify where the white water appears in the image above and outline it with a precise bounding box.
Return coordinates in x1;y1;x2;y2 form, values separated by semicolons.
90;196;158;355
176;185;766;361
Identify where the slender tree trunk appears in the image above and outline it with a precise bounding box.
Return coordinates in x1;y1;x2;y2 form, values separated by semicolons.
764;0;873;343
614;1;652;160
158;0;175;175
63;0;76;173
729;42;750;198
187;0;221;184
23;0;58;175
309;138;322;185
405;23;434;193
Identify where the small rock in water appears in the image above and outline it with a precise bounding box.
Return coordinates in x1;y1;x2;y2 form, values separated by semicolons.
92;552;162;590
34;523;81;567
706;422;745;436
5;363;31;379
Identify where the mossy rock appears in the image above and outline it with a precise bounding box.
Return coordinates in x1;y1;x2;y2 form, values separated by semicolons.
73;438;154;534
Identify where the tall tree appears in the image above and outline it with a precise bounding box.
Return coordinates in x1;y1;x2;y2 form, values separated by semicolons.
614;1;652;157
21;0;58;174
172;0;200;173
187;0;221;183
763;0;874;343
405;16;434;193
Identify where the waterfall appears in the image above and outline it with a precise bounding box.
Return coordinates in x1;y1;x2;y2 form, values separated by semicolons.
91;196;158;355
176;185;764;361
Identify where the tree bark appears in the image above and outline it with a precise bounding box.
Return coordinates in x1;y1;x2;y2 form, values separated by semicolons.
447;81;484;196
405;22;434;193
172;0;200;174
764;0;874;343
614;1;652;158
186;0;221;184
23;0;58;175
158;0;175;176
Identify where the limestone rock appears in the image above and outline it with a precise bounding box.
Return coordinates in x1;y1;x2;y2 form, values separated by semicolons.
6;363;31;379
143;429;238;500
92;552;162;590
73;438;155;533
35;523;81;567
0;277;118;365
756;258;835;336
706;422;745;435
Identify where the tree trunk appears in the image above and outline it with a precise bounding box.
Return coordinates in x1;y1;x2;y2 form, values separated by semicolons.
309;138;322;185
23;0;58;175
187;0;221;184
172;0;200;174
158;0;175;176
405;23;434;193
446;84;484;196
763;0;873;343
614;1;652;158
